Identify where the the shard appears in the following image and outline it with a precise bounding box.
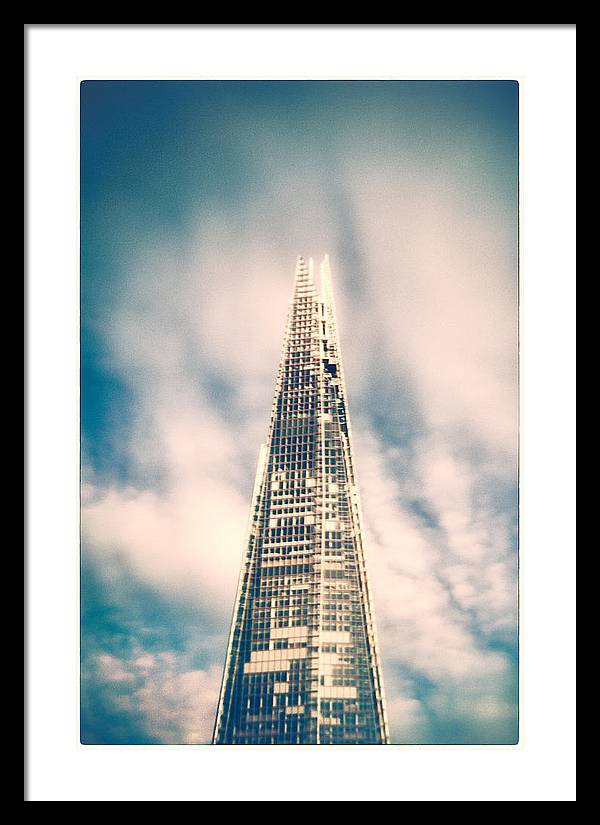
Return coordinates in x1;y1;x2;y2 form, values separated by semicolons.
213;255;389;745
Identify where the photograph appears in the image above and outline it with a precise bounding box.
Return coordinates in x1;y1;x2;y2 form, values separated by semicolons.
80;79;520;747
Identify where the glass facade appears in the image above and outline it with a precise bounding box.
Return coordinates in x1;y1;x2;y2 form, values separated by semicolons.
213;256;389;745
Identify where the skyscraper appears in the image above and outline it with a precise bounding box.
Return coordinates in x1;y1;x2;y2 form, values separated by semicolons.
213;256;389;745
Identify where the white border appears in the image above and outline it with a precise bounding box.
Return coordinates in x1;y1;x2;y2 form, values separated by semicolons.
26;25;576;801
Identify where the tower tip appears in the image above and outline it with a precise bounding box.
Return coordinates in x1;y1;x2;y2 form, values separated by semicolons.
294;255;311;287
296;255;308;272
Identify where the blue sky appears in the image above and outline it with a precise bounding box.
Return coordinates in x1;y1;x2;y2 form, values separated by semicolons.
81;80;519;745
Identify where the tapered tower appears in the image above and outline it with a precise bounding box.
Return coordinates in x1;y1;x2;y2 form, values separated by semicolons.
213;256;389;744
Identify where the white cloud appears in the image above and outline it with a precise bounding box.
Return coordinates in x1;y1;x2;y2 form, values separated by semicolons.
91;649;222;744
354;427;517;742
83;476;247;611
346;167;518;459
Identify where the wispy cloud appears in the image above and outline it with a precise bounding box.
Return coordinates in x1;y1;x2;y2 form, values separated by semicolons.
82;647;221;744
355;428;517;743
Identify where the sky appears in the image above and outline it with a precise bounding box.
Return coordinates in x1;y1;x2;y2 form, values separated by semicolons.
80;80;519;745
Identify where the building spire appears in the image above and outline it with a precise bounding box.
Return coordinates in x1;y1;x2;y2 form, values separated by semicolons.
320;253;333;306
294;254;313;293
